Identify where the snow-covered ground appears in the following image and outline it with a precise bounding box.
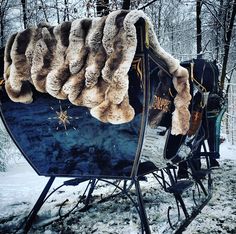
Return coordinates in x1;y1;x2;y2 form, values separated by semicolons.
0;141;235;234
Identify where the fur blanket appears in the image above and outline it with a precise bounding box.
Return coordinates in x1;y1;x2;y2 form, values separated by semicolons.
4;10;191;135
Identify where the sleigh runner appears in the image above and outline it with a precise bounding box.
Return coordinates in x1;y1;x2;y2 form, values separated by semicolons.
0;10;225;233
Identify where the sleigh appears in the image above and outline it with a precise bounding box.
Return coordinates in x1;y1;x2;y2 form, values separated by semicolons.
0;11;225;234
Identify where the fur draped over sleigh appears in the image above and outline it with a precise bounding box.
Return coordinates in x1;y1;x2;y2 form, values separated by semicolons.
4;10;191;135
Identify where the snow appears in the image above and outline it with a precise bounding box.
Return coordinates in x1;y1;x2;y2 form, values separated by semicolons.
0;142;236;233
220;140;236;160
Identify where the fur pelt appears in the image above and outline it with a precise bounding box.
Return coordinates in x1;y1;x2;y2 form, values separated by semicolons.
4;10;191;134
171;67;191;135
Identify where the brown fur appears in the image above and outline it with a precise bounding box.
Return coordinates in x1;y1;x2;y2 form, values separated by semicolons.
11;29;32;82
85;17;107;88
4;10;191;131
62;71;86;103
5;80;33;103
90;99;110;123
67;19;92;75
90;95;134;124
46;64;70;99
6;30;32;99
31;27;55;92
15;29;32;54
75;78;108;108
172;67;191;135
60;22;71;47
107;95;134;124
102;11;128;84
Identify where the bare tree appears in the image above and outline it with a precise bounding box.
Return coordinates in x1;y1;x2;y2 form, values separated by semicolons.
86;0;93;17
96;0;109;16
39;0;49;22
122;0;130;10
0;0;9;48
196;0;203;58
207;0;224;61
0;120;22;172
220;0;236;89
55;0;60;24
63;0;70;21
21;0;28;28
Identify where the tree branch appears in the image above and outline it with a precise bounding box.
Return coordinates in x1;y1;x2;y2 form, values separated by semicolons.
138;0;159;10
202;1;225;29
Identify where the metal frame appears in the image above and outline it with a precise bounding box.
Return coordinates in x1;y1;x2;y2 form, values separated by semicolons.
22;169;155;233
22;145;214;234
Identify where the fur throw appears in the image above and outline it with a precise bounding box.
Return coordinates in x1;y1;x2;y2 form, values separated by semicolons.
4;10;191;135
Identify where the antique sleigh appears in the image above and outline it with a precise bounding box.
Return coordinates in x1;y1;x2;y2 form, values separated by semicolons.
0;10;225;233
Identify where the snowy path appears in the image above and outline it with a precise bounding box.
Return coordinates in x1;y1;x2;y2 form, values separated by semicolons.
0;142;235;234
185;158;236;234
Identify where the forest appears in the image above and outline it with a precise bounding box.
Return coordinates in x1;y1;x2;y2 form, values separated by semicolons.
1;0;236;86
0;0;236;171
